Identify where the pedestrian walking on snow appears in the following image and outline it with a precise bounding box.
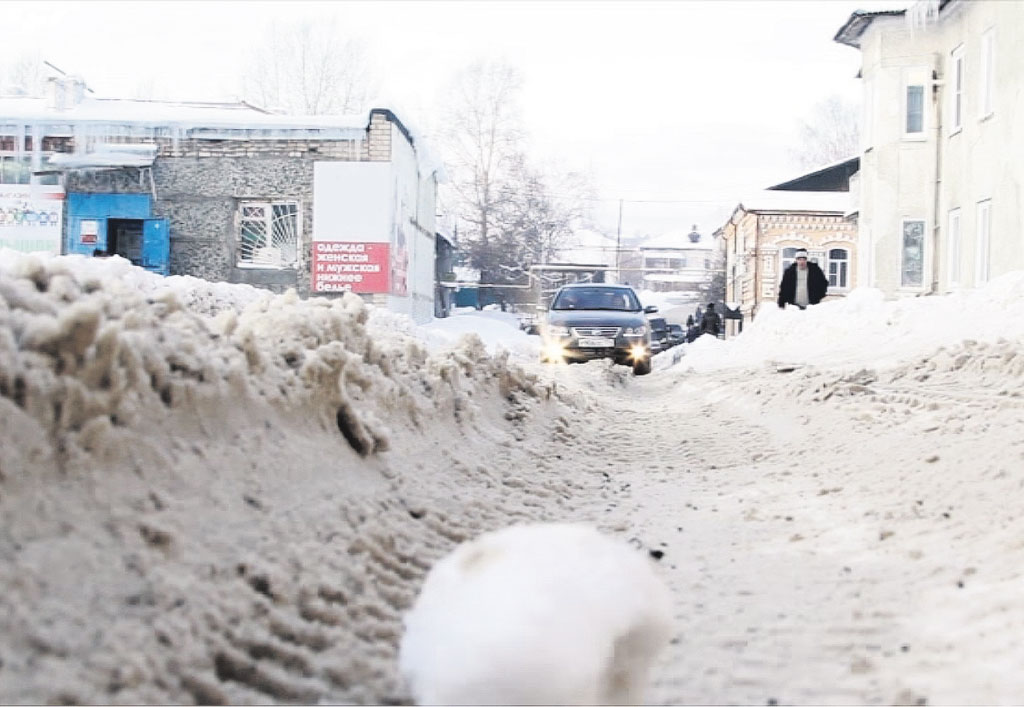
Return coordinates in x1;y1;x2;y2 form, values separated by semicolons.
778;248;828;309
700;303;721;337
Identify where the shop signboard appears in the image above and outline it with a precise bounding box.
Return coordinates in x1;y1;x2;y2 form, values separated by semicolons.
0;185;64;254
311;241;390;293
312;161;396;294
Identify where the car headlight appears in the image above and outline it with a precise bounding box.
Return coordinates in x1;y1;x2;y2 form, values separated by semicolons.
623;325;647;336
545;324;571;337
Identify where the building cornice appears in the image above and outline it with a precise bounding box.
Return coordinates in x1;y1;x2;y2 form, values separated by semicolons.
833;9;906;49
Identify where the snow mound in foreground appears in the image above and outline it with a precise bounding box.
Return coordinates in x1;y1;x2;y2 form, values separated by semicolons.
0;251;589;705
399;523;672;706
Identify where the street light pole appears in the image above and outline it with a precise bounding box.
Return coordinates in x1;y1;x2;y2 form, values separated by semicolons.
615;198;623;283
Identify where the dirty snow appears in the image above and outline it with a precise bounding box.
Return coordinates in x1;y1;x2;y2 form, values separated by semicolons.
2;250;1024;705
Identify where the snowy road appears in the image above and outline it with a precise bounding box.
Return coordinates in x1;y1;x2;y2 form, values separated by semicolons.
555;354;1024;705
4;253;1024;704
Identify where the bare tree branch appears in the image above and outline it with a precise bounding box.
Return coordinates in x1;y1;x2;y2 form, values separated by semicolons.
1;53;48;96
239;18;376;115
791;94;860;169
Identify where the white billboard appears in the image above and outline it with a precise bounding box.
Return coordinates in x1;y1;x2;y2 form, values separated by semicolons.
313;161;394;243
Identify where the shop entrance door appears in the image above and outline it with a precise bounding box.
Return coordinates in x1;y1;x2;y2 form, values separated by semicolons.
107;219;144;266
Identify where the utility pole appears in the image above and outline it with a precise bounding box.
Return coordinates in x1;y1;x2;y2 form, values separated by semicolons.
615;199;623;283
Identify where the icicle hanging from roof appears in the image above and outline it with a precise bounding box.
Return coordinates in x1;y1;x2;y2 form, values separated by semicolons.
907;0;941;37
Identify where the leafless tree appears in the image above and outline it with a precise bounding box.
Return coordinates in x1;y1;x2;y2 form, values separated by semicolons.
439;59;592;302
791;94;861;169
439;59;524;281
240;19;375;115
1;53;48;96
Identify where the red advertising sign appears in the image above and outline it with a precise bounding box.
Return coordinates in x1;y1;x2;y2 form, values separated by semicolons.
312;241;390;293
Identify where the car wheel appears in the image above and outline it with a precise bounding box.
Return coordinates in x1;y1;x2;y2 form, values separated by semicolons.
632;358;652;376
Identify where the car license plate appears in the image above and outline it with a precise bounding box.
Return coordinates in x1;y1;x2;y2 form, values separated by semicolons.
577;337;614;348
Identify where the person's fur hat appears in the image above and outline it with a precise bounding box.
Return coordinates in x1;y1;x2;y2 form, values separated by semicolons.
794;248;808;259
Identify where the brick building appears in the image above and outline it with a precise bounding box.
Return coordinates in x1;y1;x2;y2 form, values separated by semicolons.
718;191;856;336
0;78;442;323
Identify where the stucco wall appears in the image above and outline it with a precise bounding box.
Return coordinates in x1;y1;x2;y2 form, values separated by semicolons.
856;0;1024;295
387;123;435;323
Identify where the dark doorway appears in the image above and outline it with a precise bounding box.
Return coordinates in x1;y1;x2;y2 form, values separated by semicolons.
107;219;145;267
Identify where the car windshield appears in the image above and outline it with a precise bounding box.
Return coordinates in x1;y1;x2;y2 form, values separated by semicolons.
551;287;640;311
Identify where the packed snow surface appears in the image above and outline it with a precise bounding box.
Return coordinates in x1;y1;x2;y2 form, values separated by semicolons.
2;250;1024;705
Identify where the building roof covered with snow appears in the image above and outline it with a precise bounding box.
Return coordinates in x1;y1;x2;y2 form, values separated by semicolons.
556;227;618;265
639;225;717;252
734;190;852;215
1;94;369;137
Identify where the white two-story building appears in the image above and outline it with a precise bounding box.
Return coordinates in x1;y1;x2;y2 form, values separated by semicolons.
835;0;1024;295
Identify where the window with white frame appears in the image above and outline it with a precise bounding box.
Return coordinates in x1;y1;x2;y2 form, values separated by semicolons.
826;248;849;289
237;201;300;268
947;208;961;287
900;219;926;288
905;84;925;136
950;45;965;134
0;134;62;185
975;199;991;285
0;155;32;184
980;29;995;117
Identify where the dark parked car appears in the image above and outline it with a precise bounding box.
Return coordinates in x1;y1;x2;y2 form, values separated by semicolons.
648;317;670;353
519;312;541;335
540;283;657;375
667;323;685;347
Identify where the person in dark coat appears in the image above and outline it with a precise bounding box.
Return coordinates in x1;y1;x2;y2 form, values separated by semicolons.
700;303;721;337
777;248;828;309
685;315;699;343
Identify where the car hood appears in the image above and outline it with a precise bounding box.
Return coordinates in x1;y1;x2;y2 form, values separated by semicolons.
546;309;648;328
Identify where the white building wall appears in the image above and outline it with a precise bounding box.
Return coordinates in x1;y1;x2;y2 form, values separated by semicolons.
387;123;437;324
856;0;1024;296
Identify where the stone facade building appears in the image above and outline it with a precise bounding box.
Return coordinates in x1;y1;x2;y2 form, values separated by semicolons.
1;80;442;323
719;192;856;336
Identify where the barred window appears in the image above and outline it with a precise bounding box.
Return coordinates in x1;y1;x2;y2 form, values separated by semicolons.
237;201;300;268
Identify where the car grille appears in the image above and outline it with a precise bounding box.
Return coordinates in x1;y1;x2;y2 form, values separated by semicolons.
572;326;620;337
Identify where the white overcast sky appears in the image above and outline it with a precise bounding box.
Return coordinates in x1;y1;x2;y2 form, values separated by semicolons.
6;0;908;237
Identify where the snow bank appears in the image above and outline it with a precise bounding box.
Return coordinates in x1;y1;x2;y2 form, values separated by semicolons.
676;273;1024;373
0;250;583;705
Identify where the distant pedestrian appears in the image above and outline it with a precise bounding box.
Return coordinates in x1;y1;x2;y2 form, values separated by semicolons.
777;248;828;310
685;315;699;343
700;303;721;337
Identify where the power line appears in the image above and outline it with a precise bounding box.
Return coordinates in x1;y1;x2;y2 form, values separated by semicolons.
544;192;737;205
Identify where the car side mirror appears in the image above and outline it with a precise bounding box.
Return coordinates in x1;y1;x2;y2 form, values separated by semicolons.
644;305;659;314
